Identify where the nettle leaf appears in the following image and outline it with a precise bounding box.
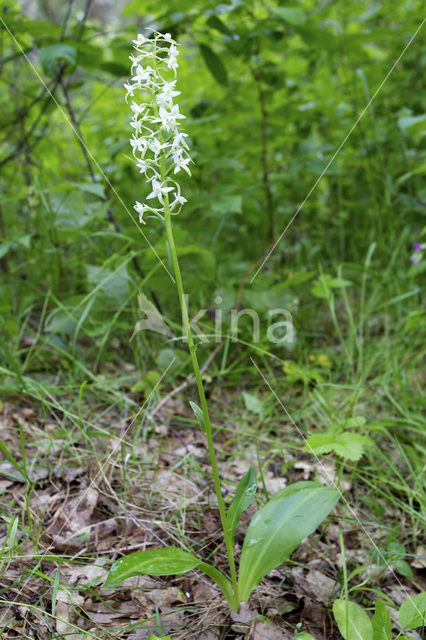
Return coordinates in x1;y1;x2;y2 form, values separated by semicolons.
372;599;392;640
104;548;201;587
333;599;373;640
237;482;339;602
306;432;372;462
399;592;426;629
39;44;76;76
227;466;257;541
199;43;228;86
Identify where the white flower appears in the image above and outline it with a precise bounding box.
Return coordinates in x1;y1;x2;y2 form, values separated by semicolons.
149;138;168;157
129;54;141;67
173;151;191;175
127;31;191;225
130;119;143;134
130;101;145;116
134;201;148;223
147;179;174;203
172;132;188;150
167;43;179;71
136;160;150;174
123;82;135;100
163;80;180;98
156;104;185;131
132;34;146;47
130;135;149;155
156;81;181;108
132;64;152;84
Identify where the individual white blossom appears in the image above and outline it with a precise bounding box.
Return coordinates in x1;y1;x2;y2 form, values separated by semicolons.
124;31;192;224
132;34;146;47
130;134;148;155
130;101;146;116
123;82;135;99
167;43;179;71
147;179;175;204
173;151;191;175
134;200;148;224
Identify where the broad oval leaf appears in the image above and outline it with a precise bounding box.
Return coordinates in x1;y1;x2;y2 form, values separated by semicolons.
237;482;339;602
333;599;373;640
372;599;391;640
399;592;426;629
104;548;201;587
227;465;257;542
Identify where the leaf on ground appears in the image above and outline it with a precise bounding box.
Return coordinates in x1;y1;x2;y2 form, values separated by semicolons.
333;599;373;640
104;548;202;587
399;592;426;629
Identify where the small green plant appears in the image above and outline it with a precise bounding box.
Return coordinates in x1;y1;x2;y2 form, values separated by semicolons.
332;595;426;640
103;30;339;612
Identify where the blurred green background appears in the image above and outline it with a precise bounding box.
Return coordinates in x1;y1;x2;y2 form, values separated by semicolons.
0;0;424;402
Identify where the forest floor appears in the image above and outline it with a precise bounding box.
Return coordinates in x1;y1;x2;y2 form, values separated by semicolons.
0;357;424;639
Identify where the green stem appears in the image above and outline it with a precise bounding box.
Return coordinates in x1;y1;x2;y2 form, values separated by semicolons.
161;161;239;608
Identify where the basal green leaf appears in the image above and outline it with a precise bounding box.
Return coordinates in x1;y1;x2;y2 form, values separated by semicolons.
198;562;235;608
372;599;391;640
399;592;426;629
227;466;257;541
333;599;373;640
237;482;339;602
104;548;202;587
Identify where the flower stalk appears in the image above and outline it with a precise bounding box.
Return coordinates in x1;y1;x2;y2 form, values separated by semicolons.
125;31;239;605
